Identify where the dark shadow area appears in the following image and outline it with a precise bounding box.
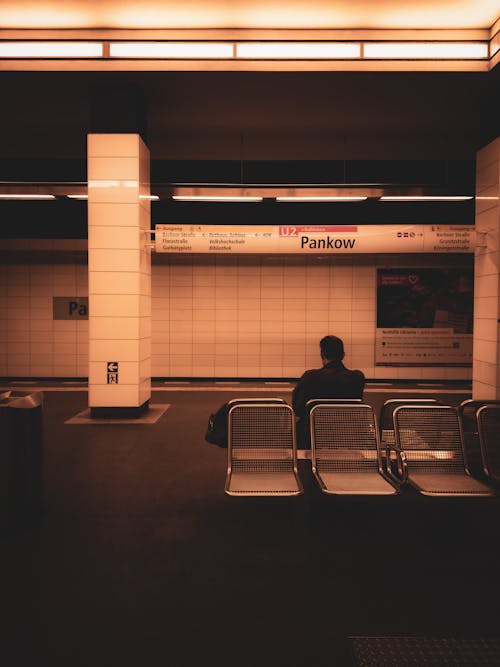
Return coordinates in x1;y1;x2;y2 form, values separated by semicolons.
1;388;499;666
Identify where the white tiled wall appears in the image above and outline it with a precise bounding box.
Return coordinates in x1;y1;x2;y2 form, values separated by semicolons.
473;137;500;399
150;253;471;381
0;248;473;381
0;261;88;377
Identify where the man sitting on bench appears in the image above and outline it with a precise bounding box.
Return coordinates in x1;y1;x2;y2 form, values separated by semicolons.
292;335;365;448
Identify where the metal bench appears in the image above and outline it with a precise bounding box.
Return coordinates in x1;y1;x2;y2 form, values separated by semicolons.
380;398;439;449
477;404;500;484
226;398;286;407
309;402;398;495
458;399;500;477
393;405;494;497
379;398;440;477
225;402;303;497
298;398;363;449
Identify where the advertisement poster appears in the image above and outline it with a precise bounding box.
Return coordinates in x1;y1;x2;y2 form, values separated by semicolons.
376;268;474;366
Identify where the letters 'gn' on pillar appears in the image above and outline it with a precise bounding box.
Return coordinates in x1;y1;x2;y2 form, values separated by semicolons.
473;137;500;400
88;134;151;417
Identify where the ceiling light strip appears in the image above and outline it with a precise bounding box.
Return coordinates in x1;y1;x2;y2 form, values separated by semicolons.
0;42;103;58
235;42;361;59
364;42;489;59
109;42;233;58
172;195;263;202
0;40;491;62
276;196;367;202
380;196;473;201
0;194;56;199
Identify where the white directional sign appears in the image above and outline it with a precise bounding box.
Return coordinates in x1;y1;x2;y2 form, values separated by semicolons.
154;224;475;254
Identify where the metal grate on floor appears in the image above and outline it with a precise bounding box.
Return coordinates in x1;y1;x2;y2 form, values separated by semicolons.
350;636;500;666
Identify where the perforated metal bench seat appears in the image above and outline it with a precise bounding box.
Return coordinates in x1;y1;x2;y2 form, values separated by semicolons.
403;471;494;496
225;403;303;497
310;403;398;495
393;405;494;498
226;471;304;495
313;472;397;495
477;404;500;484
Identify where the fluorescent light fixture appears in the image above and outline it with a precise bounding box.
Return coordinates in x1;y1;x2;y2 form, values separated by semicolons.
67;194;88;199
380;196;473;201
109;42;233;58
276;196;367;202
236;42;360;59
363;42;488;59
172;195;263;202
139;194;160;200
0;42;103;58
0;194;55;199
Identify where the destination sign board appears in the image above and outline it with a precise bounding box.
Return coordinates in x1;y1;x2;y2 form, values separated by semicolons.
154;224;475;254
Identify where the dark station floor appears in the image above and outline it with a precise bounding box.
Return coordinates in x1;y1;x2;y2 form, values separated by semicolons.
1;383;500;666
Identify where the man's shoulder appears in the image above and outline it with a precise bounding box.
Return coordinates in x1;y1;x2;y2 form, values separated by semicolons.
300;367;323;380
333;366;365;385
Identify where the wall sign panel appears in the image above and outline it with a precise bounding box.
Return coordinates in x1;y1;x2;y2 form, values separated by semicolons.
53;297;88;320
155;224;475;254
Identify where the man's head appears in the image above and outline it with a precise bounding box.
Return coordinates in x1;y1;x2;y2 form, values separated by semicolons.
320;335;345;364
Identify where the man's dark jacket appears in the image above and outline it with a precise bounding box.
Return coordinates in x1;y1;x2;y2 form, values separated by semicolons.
292;360;365;419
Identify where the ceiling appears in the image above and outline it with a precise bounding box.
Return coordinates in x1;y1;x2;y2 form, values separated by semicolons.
0;1;498;239
0;0;499;30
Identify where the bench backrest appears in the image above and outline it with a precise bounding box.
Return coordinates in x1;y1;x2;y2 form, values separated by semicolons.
393;405;466;474
310;403;381;474
228;403;297;473
477;404;500;482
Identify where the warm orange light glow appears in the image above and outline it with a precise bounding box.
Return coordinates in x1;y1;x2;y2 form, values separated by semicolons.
0;0;498;31
0;6;89;28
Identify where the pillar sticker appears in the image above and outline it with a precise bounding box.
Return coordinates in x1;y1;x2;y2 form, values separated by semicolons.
107;362;119;384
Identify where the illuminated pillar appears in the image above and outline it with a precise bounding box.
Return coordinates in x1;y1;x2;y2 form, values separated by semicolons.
87;134;151;417
473;137;500;400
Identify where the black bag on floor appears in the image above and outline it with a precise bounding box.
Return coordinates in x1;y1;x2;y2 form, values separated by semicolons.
205;403;229;448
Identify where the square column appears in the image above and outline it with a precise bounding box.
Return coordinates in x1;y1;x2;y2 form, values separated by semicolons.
88;134;151;417
473;137;500;400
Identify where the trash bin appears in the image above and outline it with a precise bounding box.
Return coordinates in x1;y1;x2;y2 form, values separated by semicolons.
0;391;44;530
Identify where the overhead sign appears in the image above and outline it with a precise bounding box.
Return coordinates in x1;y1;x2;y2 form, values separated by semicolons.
155;224;475;254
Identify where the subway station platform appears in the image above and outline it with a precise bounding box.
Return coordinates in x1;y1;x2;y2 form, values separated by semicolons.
1;381;500;666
